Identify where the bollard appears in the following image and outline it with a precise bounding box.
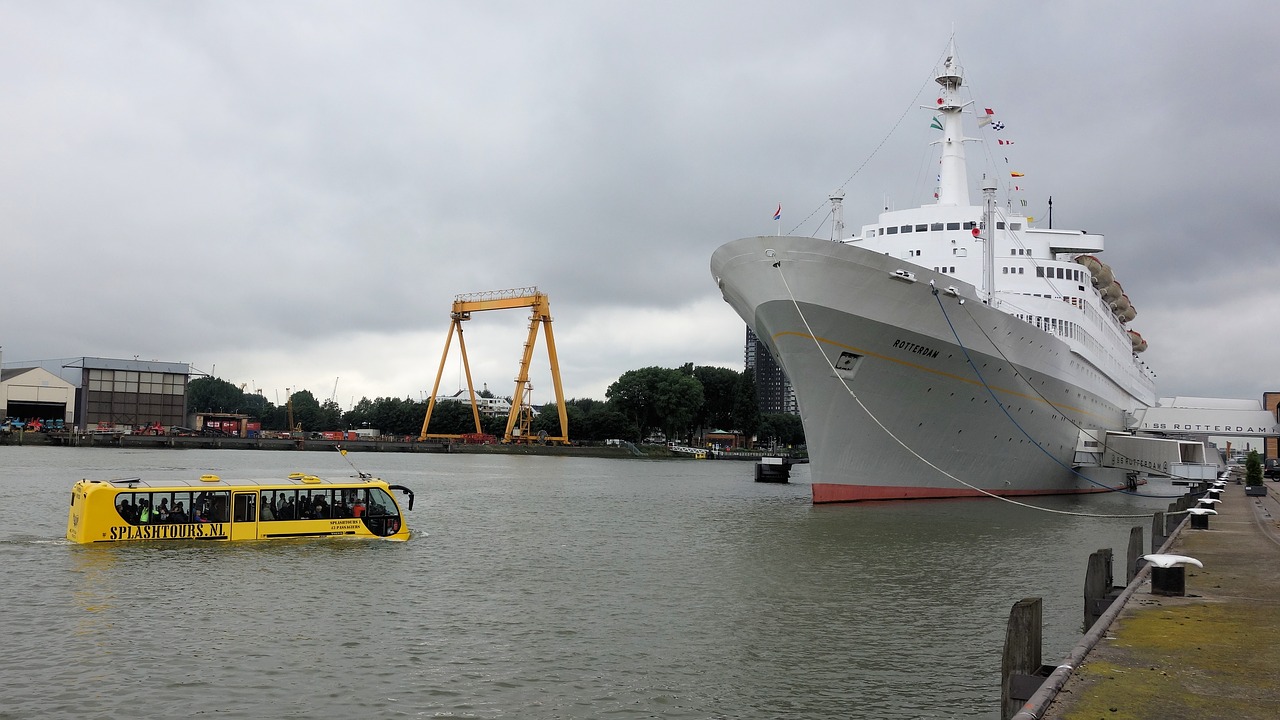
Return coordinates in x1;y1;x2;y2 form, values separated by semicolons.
1151;566;1187;596
1190;513;1209;530
1142;554;1203;597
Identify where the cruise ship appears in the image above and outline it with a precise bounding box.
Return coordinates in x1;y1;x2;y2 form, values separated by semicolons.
710;47;1158;502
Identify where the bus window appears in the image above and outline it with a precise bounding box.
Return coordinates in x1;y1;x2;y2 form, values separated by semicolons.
233;493;257;523
361;487;400;536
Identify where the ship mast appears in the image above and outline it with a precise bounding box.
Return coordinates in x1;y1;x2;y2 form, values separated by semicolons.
829;189;845;241
931;44;971;207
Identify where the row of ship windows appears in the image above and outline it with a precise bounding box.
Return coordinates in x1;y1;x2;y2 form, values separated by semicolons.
1017;309;1107;360
1039;267;1085;282
877;220;1024;236
1018;313;1080;341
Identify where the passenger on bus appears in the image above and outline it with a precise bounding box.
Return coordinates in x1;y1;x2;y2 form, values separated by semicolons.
313;495;329;519
138;499;152;524
171;501;187;523
117;498;134;522
260;501;274;521
157;498;171;522
352;500;365;518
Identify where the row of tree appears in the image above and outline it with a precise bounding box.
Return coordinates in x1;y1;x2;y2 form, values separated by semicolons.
186;363;806;447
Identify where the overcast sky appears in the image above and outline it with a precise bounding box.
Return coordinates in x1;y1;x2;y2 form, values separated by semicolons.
2;1;1277;411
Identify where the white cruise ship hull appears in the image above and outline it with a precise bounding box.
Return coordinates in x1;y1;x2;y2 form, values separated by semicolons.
712;235;1137;502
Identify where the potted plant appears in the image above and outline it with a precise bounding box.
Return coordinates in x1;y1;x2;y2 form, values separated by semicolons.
1245;450;1267;496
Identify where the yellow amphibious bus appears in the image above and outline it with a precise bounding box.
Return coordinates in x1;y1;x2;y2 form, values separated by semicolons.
67;473;415;544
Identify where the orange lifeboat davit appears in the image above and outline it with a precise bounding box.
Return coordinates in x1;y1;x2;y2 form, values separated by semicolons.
1128;330;1148;353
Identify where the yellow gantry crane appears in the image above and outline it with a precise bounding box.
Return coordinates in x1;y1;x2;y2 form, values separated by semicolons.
418;287;570;445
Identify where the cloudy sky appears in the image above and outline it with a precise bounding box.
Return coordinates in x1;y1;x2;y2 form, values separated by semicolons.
2;1;1277;410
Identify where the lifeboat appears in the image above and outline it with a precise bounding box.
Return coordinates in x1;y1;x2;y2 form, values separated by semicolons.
1075;255;1113;287
1119;302;1137;323
1128;330;1148;353
1103;280;1124;302
1110;294;1131;315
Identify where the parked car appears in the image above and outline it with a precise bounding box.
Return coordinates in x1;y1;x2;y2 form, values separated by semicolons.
1265;458;1280;481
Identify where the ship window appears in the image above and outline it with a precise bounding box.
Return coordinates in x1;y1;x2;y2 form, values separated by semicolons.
946;222;960;230
887;226;898;234
963;221;976;229
1056;268;1065;279
1036;267;1044;277
930;223;943;231
900;225;912;233
915;224;927;232
878;228;884;236
997;221;1006;229
1010;223;1022;230
953;248;967;257
1019;268;1025;274
1002;267;1009;274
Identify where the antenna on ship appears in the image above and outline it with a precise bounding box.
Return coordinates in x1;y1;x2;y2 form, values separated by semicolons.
1048;195;1054;229
829;190;845;241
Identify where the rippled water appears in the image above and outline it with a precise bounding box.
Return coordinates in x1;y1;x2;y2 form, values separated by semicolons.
0;445;1174;719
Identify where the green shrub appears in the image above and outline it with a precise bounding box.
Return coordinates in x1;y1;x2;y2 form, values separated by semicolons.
1246;450;1264;486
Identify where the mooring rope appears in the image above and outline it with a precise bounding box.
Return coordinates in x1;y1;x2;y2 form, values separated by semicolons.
772;260;1180;518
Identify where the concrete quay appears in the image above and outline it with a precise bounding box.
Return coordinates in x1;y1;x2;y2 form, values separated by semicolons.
1040;481;1280;719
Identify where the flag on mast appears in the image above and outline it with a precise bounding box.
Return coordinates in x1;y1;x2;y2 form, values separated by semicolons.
773;203;781;221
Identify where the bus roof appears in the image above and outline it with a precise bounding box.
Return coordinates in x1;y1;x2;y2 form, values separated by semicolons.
82;475;385;490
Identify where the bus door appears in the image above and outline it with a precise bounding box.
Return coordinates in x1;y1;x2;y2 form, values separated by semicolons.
231;492;258;541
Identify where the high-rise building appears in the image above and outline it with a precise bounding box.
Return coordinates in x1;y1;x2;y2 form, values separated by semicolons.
745;327;797;415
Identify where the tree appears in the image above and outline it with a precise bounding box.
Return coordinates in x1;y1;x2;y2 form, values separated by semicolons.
188;377;248;414
757;413;806;449
606;366;703;442
1246;450;1264;487
693;366;741;432
733;371;761;442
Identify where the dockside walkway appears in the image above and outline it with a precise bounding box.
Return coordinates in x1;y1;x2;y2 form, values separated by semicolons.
1040;481;1280;719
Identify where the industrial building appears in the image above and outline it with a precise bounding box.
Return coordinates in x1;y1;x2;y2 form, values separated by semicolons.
1;356;192;432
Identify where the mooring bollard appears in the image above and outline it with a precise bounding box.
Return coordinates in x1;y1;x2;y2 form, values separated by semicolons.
1142;554;1203;596
1188;507;1215;530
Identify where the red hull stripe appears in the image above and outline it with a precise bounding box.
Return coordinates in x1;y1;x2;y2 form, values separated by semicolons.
811;482;1127;504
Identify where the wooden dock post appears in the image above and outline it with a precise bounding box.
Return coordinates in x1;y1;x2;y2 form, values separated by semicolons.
1001;597;1050;720
1126;526;1143;582
1151;511;1166;552
1084;548;1118;630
